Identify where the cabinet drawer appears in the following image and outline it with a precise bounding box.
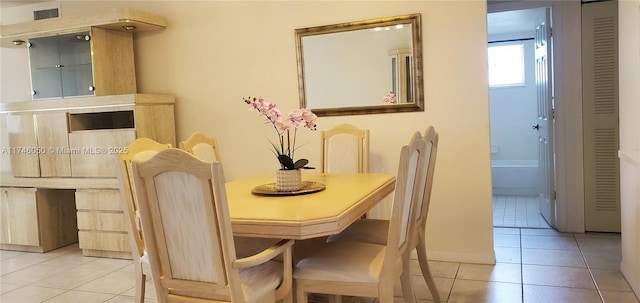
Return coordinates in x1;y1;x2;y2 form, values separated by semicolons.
69;129;135;177
75;189;122;211
78;231;130;252
77;212;127;232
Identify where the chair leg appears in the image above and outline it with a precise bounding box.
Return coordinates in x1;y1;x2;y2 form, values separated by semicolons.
134;265;146;303
417;237;441;303
154;275;168;303
296;281;308;303
282;291;293;303
400;257;417;303
276;247;293;302
379;290;395;303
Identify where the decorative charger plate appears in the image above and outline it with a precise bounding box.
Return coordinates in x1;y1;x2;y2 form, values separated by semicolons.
251;181;326;196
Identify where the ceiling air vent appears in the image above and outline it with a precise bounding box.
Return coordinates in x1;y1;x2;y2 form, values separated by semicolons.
33;8;59;20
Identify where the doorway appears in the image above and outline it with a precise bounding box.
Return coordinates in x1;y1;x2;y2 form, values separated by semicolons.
487;8;552;229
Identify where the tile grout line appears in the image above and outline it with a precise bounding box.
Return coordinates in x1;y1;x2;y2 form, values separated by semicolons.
574;234;606;303
493;195;551;229
443;260;461;303
519;227;525;303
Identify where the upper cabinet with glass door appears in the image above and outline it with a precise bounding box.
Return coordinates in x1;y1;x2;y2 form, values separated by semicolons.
1;8;167;100
29;32;93;99
28;27;136;100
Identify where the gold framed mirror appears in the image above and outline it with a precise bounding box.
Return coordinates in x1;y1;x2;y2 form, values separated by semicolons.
295;13;423;117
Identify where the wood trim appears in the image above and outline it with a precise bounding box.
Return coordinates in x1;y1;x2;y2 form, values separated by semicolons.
82;249;132;259
0;94;175;114
1;8;166;47
0;243;45;253
0;176;119;189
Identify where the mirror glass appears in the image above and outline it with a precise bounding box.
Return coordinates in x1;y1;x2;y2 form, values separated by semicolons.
295;14;423;116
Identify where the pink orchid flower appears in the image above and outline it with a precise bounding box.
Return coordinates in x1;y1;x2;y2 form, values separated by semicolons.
383;91;396;104
243;96;318;170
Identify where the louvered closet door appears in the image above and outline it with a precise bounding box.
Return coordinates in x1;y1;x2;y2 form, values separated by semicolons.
582;0;620;232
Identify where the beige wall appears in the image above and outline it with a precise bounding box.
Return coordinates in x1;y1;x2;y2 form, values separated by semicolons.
0;1;494;263
618;0;640;297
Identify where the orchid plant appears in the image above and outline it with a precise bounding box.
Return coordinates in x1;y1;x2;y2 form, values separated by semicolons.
243;97;318;170
383;91;397;104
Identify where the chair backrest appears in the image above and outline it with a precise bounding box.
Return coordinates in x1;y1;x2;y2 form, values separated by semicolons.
116;138;172;258
180;132;221;163
320;124;369;173
415;126;439;231
131;149;245;302
383;131;428;271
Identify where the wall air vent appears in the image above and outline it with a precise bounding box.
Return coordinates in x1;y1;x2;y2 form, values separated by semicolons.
33;8;59;20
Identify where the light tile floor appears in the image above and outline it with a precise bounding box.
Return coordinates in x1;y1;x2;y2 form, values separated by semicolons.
493;195;550;229
1;228;639;303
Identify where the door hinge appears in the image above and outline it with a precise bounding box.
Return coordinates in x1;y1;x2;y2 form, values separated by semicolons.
552;190;557;201
549;27;553;37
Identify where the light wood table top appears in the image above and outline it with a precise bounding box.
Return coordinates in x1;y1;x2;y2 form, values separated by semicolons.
226;173;395;240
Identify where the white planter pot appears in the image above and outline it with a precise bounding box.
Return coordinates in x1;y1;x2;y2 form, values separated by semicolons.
276;169;302;192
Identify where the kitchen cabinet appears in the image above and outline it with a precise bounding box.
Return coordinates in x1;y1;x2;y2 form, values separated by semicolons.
0;7;173;259
0;94;175;258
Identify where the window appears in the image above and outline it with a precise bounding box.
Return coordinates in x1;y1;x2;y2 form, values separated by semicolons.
488;43;525;87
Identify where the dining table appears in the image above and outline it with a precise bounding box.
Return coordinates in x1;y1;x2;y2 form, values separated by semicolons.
225;172;396;240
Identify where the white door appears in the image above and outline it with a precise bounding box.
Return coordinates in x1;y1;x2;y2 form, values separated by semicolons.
534;8;555;227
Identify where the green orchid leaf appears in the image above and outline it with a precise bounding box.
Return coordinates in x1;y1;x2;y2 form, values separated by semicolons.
278;155;295;170
293;159;309;169
268;140;282;157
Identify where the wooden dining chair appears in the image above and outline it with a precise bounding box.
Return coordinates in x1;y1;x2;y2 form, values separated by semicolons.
116;137;172;303
294;131;428;303
180;132;284;260
179;132;221;163
320;124;370;173
326;126;440;302
130;148;294;303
